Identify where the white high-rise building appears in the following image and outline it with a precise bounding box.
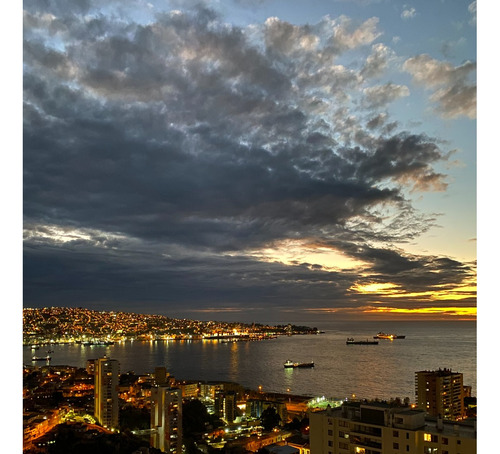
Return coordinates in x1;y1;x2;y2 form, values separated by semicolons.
94;357;119;430
151;386;183;454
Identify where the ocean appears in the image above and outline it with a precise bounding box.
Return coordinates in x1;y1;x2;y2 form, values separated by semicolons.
23;320;476;401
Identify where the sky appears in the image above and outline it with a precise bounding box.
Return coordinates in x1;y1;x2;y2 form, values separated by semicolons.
19;0;479;323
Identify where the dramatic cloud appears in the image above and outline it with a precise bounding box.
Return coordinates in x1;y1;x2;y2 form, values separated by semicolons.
22;1;476;320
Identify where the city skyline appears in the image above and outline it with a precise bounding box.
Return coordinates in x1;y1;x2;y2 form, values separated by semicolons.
20;0;478;322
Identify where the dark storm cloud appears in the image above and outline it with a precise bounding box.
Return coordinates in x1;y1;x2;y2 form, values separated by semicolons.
23;236;354;312
23;2;475;315
343;244;473;289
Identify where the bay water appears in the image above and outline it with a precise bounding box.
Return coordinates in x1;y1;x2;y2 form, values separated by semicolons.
23;320;476;401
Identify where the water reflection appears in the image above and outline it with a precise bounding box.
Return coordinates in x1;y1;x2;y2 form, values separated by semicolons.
283;367;294;388
229;342;239;382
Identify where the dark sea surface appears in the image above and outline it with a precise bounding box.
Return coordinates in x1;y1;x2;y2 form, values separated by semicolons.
23;320;476;401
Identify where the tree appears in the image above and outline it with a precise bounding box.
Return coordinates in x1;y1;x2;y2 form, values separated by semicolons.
260;407;281;432
183;399;217;437
119;405;150;431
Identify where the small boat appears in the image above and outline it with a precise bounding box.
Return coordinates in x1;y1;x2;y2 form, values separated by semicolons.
32;355;51;361
284;360;315;368
346;338;378;345
373;332;405;340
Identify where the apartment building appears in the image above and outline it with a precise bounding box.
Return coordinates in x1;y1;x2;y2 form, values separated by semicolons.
309;402;476;454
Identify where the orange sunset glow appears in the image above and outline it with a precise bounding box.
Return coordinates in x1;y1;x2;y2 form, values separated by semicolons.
363;306;477;319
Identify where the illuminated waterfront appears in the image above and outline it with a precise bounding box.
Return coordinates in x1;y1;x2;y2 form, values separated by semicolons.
23;320;476;401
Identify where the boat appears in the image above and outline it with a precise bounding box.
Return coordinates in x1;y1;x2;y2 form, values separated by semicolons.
346;338;379;345
284;360;315;368
32;355;51;361
373;332;406;340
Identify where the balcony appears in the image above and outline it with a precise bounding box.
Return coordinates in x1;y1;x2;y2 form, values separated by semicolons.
351;426;382;437
350;435;382;450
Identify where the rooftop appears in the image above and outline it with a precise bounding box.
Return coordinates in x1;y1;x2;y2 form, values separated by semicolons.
415;368;462;377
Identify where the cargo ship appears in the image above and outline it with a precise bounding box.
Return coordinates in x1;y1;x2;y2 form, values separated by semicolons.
346;338;379;345
32;355;51;361
284;360;315;368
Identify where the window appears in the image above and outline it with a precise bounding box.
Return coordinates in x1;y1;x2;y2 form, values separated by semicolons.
393;442;399;449
406;445;409;452
328;430;333;436
328;441;333;447
406;433;410;439
442;437;448;445
393;430;399;437
424;434;432;442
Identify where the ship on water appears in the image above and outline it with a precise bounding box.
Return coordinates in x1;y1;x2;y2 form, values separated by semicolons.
284;360;314;368
32;355;51;361
346;338;379;345
373;332;406;340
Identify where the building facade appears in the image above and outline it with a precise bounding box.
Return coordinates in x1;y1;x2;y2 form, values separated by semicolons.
154;367;169;386
248;399;288;426
150;386;183;454
415;369;466;420
309;402;476;454
215;390;237;423
94;357;119;430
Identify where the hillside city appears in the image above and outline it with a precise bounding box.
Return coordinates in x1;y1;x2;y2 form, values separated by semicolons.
23;308;477;454
23;307;319;345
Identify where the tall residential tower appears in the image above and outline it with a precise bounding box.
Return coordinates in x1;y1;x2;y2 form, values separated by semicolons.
415;368;466;420
151;386;183;454
94;357;120;430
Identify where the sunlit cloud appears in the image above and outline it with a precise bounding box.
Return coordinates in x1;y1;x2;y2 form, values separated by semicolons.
403;55;476;119
183;307;245;313
244;239;367;271
23;223;129;247
301;305;476;320
364;306;476;318
351;280;476;301
351;282;397;294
